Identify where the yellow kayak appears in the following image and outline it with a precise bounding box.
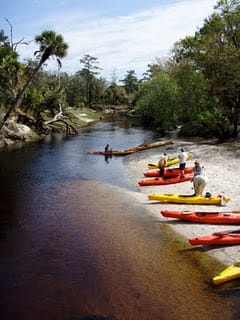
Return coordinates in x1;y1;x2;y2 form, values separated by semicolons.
148;153;193;169
213;259;240;285
148;193;231;206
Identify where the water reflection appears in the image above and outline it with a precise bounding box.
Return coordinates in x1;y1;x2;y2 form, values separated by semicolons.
104;154;112;163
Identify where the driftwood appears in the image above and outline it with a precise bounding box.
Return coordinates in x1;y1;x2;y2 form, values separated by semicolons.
44;105;64;125
45;118;78;135
44;105;78;135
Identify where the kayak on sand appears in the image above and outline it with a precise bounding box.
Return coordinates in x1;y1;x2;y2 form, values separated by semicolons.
213;259;240;285
160;210;240;224
148;193;230;205
143;167;194;177
148;153;193;169
138;173;193;186
189;229;240;245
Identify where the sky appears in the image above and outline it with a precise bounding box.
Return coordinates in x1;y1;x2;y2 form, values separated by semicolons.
1;0;217;82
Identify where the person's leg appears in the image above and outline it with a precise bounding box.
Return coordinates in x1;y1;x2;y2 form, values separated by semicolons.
198;184;204;195
159;167;164;177
198;179;207;195
180;163;185;177
193;177;200;195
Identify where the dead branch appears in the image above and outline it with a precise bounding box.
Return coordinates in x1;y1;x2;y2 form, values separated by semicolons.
4;17;32;51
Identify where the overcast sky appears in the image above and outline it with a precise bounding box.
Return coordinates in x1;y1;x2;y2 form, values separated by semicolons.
2;0;217;81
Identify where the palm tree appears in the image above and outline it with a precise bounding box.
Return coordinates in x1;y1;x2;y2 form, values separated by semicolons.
2;30;68;125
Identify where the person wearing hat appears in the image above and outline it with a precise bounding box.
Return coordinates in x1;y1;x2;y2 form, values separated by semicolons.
193;160;202;176
191;160;208;195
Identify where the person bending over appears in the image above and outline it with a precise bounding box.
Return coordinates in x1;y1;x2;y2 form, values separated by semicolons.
191;160;208;196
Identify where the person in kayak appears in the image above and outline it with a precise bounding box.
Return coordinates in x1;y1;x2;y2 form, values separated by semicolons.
158;152;168;177
178;148;187;177
105;144;110;152
191;160;208;195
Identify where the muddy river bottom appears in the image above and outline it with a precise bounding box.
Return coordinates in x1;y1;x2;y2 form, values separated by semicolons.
0;180;239;320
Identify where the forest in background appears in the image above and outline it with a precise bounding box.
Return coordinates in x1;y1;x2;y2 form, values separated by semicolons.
0;0;240;142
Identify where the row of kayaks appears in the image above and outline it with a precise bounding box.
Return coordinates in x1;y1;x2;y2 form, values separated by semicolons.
140;154;193;186
160;210;240;285
140;152;239;286
143;152;230;205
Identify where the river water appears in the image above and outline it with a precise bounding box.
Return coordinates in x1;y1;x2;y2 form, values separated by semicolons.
0;120;240;320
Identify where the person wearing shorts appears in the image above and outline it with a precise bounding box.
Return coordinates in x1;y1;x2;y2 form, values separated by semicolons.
178;148;187;177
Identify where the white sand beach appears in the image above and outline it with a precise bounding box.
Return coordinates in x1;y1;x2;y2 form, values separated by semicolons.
124;139;240;266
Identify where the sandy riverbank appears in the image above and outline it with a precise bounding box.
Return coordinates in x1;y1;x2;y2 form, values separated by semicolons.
124;139;240;267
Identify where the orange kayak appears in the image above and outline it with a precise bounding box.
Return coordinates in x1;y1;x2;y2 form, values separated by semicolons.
138;173;193;186
189;229;240;246
143;167;194;177
160;210;240;224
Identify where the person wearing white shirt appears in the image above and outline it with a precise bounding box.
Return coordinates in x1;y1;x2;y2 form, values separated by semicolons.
178;148;187;177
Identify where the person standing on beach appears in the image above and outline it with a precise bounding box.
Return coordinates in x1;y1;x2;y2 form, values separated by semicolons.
191;160;208;196
158;152;168;177
178;148;187;177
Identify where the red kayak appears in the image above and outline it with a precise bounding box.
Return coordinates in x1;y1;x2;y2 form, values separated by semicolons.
138;173;193;186
144;167;194;178
160;210;240;224
189;229;240;246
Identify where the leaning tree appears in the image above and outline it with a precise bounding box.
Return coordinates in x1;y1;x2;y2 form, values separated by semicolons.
2;30;68;126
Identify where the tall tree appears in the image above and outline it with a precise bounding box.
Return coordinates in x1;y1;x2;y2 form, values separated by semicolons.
172;0;240;139
120;70;139;107
79;54;100;107
2;30;68;125
120;70;139;94
0;30;22;114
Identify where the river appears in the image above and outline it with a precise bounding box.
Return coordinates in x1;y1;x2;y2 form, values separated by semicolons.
0;119;240;320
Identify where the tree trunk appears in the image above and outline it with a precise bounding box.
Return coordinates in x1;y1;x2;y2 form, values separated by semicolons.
232;113;239;138
1;62;43;128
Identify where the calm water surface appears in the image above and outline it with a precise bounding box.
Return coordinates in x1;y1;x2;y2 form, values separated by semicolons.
0;120;240;320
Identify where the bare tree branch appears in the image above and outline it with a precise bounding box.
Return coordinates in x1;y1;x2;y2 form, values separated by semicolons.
4;17;32;51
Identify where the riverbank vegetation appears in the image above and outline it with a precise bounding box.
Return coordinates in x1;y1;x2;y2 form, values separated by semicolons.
0;0;239;145
135;0;240;141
